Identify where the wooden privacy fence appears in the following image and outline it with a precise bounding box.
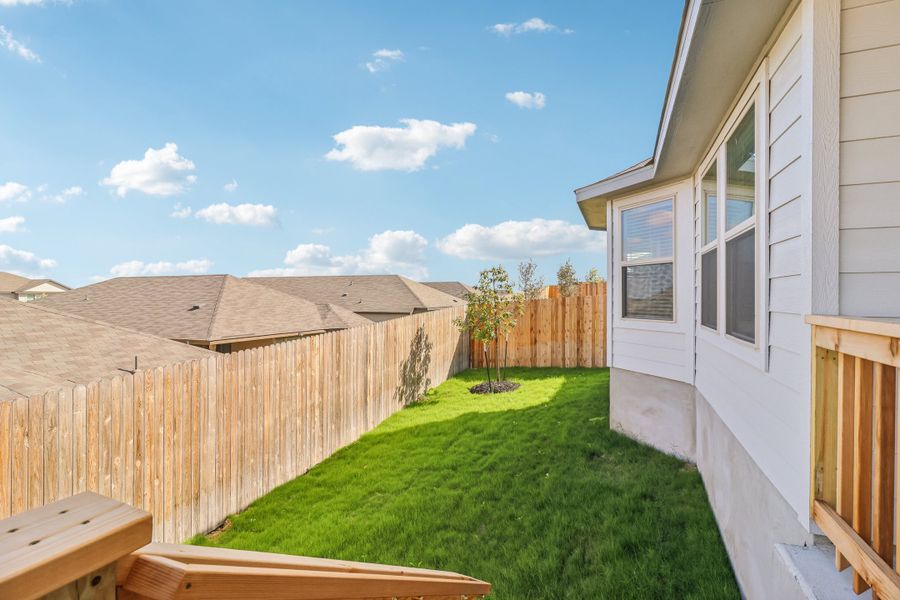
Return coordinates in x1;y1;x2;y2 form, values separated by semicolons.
471;287;607;369
542;281;606;299
808;315;900;599
0;306;469;543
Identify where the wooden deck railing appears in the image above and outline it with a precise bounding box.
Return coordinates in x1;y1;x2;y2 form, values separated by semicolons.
808;315;900;599
0;492;491;600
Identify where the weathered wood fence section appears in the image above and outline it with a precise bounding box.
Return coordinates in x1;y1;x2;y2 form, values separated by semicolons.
471;287;607;369
0;306;468;543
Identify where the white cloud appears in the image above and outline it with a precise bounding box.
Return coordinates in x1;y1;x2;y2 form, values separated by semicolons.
249;229;428;279
325;119;476;172
101;142;197;197
223;178;238;192
0;244;56;269
0;25;40;62
0;0;46;5
437;218;605;260
46;185;85;204
170;203;192;218
0;216;25;233
0;181;30;203
109;258;213;277
490;17;573;36
311;227;334;236
365;48;404;73
194;202;277;227
505;91;546;109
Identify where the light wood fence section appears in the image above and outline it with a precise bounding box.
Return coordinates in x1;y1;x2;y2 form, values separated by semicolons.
471;287;607;369
808;315;900;600
0;307;468;543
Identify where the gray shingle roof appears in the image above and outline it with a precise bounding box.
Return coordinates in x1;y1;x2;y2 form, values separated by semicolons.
246;275;463;315
0;300;214;401
36;275;361;344
421;281;475;300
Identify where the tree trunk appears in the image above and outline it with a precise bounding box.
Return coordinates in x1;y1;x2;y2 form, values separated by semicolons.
494;328;501;386
483;343;491;390
503;333;509;382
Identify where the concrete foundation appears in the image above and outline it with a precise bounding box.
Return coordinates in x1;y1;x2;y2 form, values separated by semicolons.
609;367;696;461
609;367;862;600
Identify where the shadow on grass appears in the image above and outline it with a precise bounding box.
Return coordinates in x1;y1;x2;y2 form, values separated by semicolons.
192;368;738;600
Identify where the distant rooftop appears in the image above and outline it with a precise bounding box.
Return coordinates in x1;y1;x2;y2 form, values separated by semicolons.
247;275;462;316
0;300;213;400
421;281;475;300
0;271;70;297
36;275;366;345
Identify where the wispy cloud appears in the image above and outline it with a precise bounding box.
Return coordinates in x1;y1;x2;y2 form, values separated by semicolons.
101;142;197;197
45;185;85;204
437;218;604;260
223;178;238;192
0;25;40;62
170;203;192;218
0;215;25;233
195;202;277;227
325;119;476;172
109;258;213;277
505;91;546;109
249;229;428;279
0;243;56;269
490;17;573;37
0;181;30;203
365;48;404;73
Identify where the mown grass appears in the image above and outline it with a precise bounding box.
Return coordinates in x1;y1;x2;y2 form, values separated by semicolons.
191;368;738;599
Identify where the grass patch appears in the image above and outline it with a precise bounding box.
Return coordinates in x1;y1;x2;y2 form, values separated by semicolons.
191;368;738;599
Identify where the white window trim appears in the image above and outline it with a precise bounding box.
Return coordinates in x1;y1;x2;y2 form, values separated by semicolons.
614;193;677;327
694;58;769;372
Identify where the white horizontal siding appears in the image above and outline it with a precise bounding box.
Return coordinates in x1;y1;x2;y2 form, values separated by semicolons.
839;0;900;317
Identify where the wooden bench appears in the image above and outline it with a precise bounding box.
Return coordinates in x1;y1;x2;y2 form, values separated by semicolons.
0;493;491;600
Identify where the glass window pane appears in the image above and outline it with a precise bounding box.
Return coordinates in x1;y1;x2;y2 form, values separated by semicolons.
622;263;673;320
621;199;673;262
702;162;717;245
726;228;755;342
701;249;717;329
726;106;756;231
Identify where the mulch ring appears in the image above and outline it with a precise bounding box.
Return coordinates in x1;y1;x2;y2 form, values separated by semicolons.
468;380;521;394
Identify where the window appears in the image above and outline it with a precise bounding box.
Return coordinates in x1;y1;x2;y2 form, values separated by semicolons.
701;249;717;329
725;107;756;231
702;162;717;245
700;162;718;330
620;199;674;320
724;105;756;343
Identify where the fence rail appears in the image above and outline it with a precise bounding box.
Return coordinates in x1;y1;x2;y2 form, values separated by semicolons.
471;288;607;369
808;314;900;599
0;306;469;543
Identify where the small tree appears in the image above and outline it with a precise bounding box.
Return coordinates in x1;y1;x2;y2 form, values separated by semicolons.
584;267;604;284
517;258;545;301
557;259;579;297
456;266;523;390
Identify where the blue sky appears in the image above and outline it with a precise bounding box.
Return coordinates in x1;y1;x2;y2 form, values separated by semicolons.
0;1;682;287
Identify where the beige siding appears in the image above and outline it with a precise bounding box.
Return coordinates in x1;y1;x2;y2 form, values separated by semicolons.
839;0;900;316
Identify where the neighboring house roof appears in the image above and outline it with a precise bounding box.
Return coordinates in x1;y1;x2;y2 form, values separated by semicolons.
0;300;213;401
0;271;70;294
247;275;463;315
36;275;361;345
575;0;793;229
421;281;475;300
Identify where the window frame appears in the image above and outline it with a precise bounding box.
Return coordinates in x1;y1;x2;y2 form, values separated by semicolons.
617;195;676;324
693;60;769;371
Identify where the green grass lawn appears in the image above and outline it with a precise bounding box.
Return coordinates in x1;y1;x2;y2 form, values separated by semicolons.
191;368;738;599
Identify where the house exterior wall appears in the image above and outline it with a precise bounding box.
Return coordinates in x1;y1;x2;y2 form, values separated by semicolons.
608;179;696;384
692;3;813;527
838;0;900;317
